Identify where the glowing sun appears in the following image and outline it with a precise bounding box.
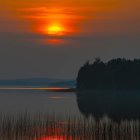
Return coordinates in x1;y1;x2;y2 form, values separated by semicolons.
47;25;64;35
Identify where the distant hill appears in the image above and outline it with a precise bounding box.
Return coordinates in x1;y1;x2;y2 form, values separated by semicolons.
0;78;76;88
77;58;140;89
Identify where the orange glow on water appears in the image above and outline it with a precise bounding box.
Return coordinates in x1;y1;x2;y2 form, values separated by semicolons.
38;136;73;140
46;87;69;91
0;87;69;90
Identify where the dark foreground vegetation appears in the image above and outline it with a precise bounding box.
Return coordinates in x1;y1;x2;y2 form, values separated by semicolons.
1;113;140;140
77;58;140;89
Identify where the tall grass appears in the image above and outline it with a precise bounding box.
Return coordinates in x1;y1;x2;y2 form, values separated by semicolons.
0;113;140;140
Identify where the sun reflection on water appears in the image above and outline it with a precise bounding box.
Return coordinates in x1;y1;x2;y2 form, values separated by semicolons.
38;136;73;140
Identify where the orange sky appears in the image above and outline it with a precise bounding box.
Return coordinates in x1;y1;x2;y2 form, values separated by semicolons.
0;0;140;35
0;0;140;79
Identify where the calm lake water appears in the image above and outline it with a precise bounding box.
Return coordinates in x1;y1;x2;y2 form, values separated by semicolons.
0;89;140;120
0;89;81;117
1;89;140;140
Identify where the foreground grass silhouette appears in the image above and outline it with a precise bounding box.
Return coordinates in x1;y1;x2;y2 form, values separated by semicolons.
0;113;140;140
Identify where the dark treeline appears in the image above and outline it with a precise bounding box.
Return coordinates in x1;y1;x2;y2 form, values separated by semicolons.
77;58;140;89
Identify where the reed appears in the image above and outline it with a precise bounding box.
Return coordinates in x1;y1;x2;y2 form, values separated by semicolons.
0;113;140;140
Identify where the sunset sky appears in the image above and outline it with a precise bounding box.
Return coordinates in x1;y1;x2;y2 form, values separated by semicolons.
0;0;140;79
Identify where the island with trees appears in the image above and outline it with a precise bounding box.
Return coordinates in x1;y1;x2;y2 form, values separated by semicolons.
76;58;140;90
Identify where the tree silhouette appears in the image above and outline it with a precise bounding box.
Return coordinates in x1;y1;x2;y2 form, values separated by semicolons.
77;58;140;89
